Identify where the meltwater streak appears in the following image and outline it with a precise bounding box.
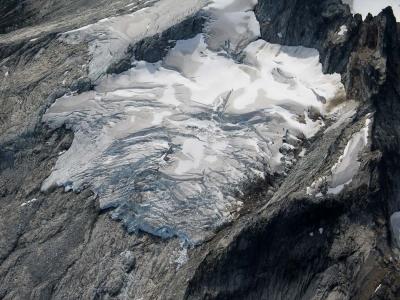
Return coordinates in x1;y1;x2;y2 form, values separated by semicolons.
42;0;344;245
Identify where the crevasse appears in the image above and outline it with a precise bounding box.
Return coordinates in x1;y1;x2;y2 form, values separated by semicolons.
42;0;344;245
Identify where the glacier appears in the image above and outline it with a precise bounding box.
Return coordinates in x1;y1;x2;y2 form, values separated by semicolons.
42;0;345;245
61;0;207;79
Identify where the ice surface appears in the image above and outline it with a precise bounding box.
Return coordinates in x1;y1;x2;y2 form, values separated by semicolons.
43;0;344;244
337;25;348;36
344;0;400;20
329;118;370;190
307;117;371;196
62;0;207;80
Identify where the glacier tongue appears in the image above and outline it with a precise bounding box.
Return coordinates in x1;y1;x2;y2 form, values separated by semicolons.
42;0;344;245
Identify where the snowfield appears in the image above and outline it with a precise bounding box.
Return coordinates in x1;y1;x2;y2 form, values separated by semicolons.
43;0;345;244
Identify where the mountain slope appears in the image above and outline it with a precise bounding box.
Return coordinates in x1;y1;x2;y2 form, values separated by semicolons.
0;0;400;299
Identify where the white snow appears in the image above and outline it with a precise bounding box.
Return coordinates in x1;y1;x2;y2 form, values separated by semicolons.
21;198;38;207
329;118;371;191
337;25;348;36
174;241;189;270
307;117;372;197
327;184;346;195
374;284;382;294
298;148;307;157
204;0;260;53
43;0;345;244
307;176;327;196
61;0;207;80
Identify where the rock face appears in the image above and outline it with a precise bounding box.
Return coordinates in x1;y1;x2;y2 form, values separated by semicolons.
183;2;400;300
0;0;152;35
1;1;400;300
256;0;355;74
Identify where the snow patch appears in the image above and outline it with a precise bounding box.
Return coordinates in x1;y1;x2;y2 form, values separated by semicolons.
337;25;348;36
61;0;207;80
307;117;372;196
298;148;307;157
174;242;189;270
374;284;382;294
21;198;38;207
330;118;371;190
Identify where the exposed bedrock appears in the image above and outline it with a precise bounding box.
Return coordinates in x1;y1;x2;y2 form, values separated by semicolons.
105;12;207;75
255;0;358;74
0;0;154;36
254;0;400;244
183;3;400;300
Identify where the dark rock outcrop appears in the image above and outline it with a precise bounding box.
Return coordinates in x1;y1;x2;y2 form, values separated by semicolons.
0;0;24;34
255;0;359;74
106;12;206;75
182;3;400;300
133;12;206;63
0;0;149;34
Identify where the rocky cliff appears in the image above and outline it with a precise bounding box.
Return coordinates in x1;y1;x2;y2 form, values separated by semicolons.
183;2;400;299
1;0;400;299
